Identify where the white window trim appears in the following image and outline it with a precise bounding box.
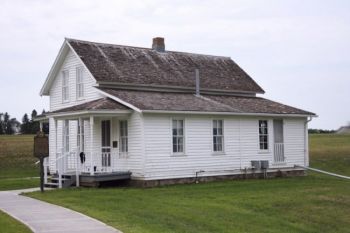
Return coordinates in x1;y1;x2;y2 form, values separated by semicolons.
119;119;128;158
62;70;69;103
170;118;186;156
211;119;225;155
76;66;85;100
258;119;270;153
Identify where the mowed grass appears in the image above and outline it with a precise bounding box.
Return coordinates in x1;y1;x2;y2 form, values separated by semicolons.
309;134;350;176
0;210;32;233
0;135;39;190
26;134;350;233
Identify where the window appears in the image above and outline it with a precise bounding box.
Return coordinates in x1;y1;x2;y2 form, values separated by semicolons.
213;120;224;152
76;67;84;99
63;120;69;153
259;120;269;150
172;119;184;153
62;70;69;102
119;120;128;154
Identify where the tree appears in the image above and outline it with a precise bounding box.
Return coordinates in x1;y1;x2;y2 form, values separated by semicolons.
31;110;37;120
30;109;40;134
5;119;14;135
0;113;4;135
3;112;11;134
21;113;30;134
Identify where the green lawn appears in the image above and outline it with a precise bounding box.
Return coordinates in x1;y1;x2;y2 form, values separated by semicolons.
25;134;350;233
0;210;32;233
0;135;40;191
309;134;350;176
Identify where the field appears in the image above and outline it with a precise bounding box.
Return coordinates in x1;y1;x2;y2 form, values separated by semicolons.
0;135;39;190
23;134;349;233
309;134;350;176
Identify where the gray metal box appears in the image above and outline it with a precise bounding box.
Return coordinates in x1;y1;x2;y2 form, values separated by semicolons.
251;160;261;169
260;160;269;169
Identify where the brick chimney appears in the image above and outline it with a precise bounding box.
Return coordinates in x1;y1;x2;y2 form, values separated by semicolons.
152;37;165;52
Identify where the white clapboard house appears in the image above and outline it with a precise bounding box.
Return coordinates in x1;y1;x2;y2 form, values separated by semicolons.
37;37;316;188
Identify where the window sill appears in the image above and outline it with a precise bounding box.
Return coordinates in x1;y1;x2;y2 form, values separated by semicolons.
171;153;187;157
258;150;271;154
76;98;85;101
212;152;225;156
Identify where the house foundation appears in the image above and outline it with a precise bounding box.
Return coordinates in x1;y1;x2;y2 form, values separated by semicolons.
129;168;307;188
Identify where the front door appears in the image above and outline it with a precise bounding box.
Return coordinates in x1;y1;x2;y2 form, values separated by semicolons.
101;120;111;169
273;119;284;163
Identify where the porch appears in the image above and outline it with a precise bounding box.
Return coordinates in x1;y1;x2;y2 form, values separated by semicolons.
41;109;132;188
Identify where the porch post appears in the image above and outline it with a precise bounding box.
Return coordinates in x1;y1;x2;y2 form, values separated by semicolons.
39;121;43;132
54;118;62;188
90;116;94;175
76;118;82;187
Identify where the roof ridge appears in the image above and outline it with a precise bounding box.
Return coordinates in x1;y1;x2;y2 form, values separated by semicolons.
65;37;231;59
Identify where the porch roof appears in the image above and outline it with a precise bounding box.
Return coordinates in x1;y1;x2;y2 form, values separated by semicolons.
51;97;130;113
98;88;316;116
36;98;132;120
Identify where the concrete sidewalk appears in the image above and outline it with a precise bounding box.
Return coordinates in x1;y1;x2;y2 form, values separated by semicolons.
0;188;121;233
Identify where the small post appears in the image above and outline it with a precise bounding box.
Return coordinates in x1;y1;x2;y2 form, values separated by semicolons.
44;157;48;184
40;157;44;192
39;122;43;132
195;69;200;96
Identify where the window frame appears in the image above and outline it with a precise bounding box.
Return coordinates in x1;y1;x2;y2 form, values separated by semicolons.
76;66;84;100
119;120;128;156
171;118;185;156
258;120;269;152
212;119;225;154
62;70;69;103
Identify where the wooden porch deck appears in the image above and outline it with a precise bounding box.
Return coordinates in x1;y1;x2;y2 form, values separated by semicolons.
46;171;132;188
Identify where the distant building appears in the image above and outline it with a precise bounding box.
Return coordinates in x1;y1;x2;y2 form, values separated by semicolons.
336;126;350;134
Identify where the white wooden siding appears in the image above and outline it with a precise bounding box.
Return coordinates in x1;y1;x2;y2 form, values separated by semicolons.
284;118;307;166
49;49;102;111
143;114;307;180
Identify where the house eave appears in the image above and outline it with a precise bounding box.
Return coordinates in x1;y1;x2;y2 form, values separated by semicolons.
46;110;132;118
142;110;317;118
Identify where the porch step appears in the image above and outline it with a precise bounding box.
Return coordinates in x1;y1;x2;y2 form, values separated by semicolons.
44;182;59;188
45;174;77;188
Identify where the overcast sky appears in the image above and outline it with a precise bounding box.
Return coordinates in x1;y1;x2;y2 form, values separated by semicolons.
0;0;349;129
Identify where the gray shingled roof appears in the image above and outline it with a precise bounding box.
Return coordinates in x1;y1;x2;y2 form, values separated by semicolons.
51;98;129;113
67;38;264;94
98;88;315;115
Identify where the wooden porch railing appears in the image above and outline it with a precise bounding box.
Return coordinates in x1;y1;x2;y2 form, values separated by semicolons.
274;143;285;163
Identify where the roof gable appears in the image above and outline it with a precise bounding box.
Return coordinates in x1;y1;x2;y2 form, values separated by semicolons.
67;38;265;94
40;39;96;96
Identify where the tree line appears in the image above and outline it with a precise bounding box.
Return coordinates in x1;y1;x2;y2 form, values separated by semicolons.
0;110;48;135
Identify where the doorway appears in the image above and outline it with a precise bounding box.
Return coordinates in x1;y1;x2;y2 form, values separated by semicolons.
101;120;111;168
273;119;285;163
